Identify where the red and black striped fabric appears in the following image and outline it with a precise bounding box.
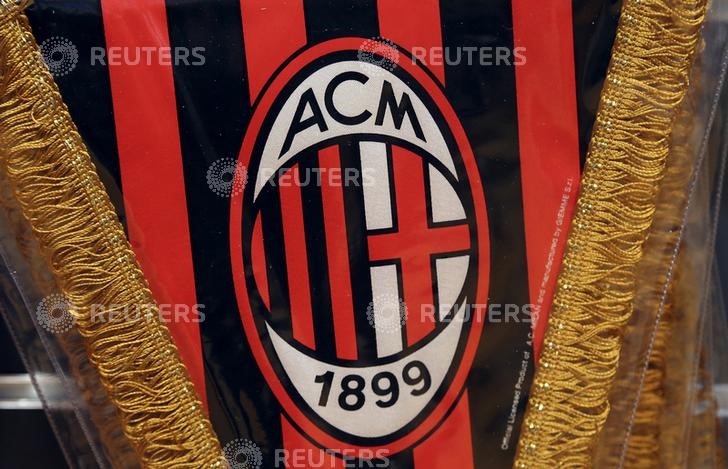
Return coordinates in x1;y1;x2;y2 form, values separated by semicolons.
26;1;620;467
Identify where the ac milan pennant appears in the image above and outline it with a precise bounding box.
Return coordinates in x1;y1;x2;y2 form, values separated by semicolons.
23;1;619;467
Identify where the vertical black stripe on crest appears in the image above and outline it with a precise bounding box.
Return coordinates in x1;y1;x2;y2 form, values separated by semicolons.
26;0;126;226
302;0;379;43
298;152;338;360
339;140;379;364
259;186;294;342
440;1;534;468
165;0;283;464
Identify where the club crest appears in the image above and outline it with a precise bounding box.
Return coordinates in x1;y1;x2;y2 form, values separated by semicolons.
230;38;491;454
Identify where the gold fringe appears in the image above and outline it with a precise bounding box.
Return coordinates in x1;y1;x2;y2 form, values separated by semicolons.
514;0;707;466
0;167;139;467
0;2;225;467
592;50;700;468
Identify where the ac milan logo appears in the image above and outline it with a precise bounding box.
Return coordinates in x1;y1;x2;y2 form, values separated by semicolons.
230;38;490;455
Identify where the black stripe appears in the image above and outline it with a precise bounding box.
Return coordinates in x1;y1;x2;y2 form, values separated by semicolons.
26;1;126;227
340;140;379;363
572;0;621;166
302;0;379;43
440;1;534;468
386;448;414;469
165;0;283;464
260;186;294;342
299;153;338;360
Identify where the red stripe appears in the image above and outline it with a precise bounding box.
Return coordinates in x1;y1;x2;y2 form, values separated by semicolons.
281;415;345;469
319;146;358;360
279;165;316;349
413;391;474;468
252;215;270;310
241;0;307;100
100;0;207;406
377;0;445;83
511;1;580;361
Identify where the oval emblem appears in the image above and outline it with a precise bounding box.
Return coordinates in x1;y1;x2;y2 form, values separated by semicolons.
230;38;490;454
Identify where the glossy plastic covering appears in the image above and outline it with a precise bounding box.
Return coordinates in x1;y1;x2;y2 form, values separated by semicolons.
0;0;724;468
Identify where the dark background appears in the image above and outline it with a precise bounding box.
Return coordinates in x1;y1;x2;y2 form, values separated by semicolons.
0;321;67;468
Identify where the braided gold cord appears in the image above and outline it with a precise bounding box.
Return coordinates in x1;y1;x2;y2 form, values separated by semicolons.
514;0;707;467
0;2;225;467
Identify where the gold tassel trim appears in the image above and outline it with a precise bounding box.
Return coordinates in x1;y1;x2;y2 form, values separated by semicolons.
0;2;225;467
514;0;707;466
0;167;138;467
593;50;700;468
